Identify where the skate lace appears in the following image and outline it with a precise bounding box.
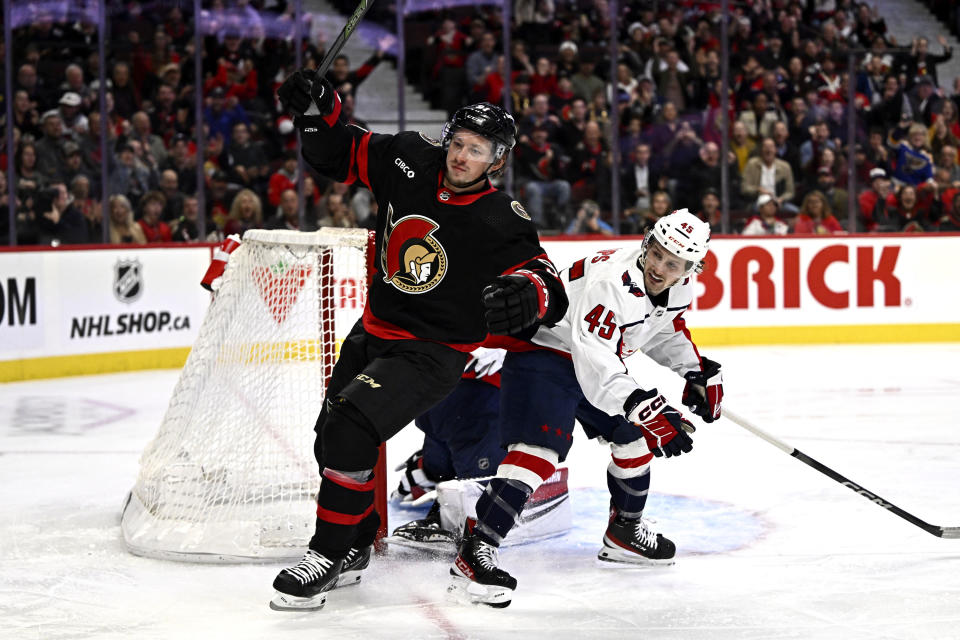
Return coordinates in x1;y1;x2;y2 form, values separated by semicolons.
634;519;658;550
286;550;334;585
475;540;499;571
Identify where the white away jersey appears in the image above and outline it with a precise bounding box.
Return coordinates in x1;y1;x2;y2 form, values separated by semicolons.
530;247;702;418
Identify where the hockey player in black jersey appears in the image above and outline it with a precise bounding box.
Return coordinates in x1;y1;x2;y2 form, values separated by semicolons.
269;71;568;612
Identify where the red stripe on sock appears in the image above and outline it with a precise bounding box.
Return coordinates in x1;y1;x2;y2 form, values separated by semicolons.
501;450;556;481
316;503;374;525
611;453;654;469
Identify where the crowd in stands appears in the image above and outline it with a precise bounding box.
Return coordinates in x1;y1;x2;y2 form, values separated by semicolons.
3;0;960;246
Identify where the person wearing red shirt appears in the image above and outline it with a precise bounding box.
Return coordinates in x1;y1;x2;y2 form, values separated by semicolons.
796;190;845;234
137;191;172;242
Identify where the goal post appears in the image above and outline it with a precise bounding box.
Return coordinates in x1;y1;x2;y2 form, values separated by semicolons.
121;228;387;562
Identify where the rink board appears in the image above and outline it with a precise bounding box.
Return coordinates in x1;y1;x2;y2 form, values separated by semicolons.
1;234;959;381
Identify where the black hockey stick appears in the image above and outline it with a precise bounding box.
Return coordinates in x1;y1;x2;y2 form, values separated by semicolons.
315;0;376;82
723;407;960;539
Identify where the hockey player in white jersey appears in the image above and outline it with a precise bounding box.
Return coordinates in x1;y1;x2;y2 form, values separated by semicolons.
448;209;723;607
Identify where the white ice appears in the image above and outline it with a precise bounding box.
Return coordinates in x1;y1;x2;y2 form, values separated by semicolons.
2;344;960;640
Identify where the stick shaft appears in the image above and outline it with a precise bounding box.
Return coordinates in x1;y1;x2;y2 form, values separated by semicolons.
723;408;956;539
315;0;374;81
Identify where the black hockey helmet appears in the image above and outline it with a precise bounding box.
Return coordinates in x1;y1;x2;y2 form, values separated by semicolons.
440;102;518;170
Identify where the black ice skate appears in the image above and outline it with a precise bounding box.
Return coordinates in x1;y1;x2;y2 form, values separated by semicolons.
335;545;372;588
386;501;457;554
448;526;517;608
270;550;344;611
598;511;677;565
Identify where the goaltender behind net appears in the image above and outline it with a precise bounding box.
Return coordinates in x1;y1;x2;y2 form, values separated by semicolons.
269;71;569;611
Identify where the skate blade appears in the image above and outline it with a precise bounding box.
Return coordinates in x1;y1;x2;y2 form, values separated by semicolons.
597;546;676;566
269;591;327;611
447;574;513;608
334;570;363;589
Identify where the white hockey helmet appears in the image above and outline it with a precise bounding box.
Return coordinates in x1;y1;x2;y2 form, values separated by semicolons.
639;208;710;277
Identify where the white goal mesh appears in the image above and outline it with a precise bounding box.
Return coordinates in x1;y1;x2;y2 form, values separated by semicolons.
121;228;372;562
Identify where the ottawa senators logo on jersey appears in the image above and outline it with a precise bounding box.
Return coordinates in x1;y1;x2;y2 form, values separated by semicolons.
380;203;448;293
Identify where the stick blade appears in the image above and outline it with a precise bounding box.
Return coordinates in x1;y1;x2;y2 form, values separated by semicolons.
939;527;960;539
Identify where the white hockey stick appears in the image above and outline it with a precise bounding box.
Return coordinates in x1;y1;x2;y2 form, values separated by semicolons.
723;407;960;539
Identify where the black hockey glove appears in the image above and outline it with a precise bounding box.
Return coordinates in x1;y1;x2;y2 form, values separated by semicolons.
482;272;546;335
625;388;695;458
277;70;335;117
682;356;723;423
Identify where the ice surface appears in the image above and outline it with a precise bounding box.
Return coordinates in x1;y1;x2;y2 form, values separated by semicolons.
2;344;960;639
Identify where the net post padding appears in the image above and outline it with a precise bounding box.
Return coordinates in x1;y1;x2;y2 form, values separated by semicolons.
121;228;373;562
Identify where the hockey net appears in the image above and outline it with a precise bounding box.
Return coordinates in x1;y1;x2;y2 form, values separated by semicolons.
121;228;385;562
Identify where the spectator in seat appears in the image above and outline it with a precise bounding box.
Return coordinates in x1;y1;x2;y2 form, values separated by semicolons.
570;55;604;104
743;194;790;236
796;190;844;234
903;35;952;89
519;93;561;140
137;191;172;243
531;56;558;98
564;199;613;235
427;19;470;117
937;144;960;184
70;175;100;240
204;86;250;147
108;143;152;208
35;182;89;245
160;133;197;195
882;184;929;232
558;97;589;152
130;111;167;168
928;104;959;160
621;142;663;221
158;169;185;222
58;92;88;140
111;61;140;120
269;188;316;231
567;120;609;206
738;92;783;144
800;120;837;176
772;120;802;177
317;191;358;228
729;121;756;174
889;122;935;187
859;167;893;229
936;191;960;230
813;166;850;221
931;99;960;142
107;194;146;245
171;195;221;243
466;32;497;100
696;188;723;234
909;76;941;126
34;110;68;183
268;150;299;207
220;188;262;238
515;126;571;230
742;137;797;214
327;35;393;100
223;121;267;191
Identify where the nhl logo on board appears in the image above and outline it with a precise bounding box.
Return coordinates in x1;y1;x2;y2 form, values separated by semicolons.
510;200;531;220
113;259;143;303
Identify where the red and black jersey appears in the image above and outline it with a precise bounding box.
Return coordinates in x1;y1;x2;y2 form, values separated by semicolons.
296;94;567;349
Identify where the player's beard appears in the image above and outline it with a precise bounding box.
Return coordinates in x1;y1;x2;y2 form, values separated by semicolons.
444;162;488;191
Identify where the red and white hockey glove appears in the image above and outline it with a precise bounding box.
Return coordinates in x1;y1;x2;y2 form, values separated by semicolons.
625;388;696;458
682;356;723;423
200;234;241;292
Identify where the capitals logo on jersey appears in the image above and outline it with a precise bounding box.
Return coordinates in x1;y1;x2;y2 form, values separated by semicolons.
380;203;448;293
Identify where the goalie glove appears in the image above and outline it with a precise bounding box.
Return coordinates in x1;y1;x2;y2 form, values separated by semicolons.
624;388;696;458
682;356;723;423
200;234;241;292
482;271;549;335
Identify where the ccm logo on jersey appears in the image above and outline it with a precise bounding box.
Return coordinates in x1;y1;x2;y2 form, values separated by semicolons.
394;157;415;179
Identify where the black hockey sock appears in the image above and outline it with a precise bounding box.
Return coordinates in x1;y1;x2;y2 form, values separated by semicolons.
607;468;651;520
353;510;382;549
473;477;532;546
310;468;375;558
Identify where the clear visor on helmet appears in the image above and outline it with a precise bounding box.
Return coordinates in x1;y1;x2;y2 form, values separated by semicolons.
443;126;501;164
